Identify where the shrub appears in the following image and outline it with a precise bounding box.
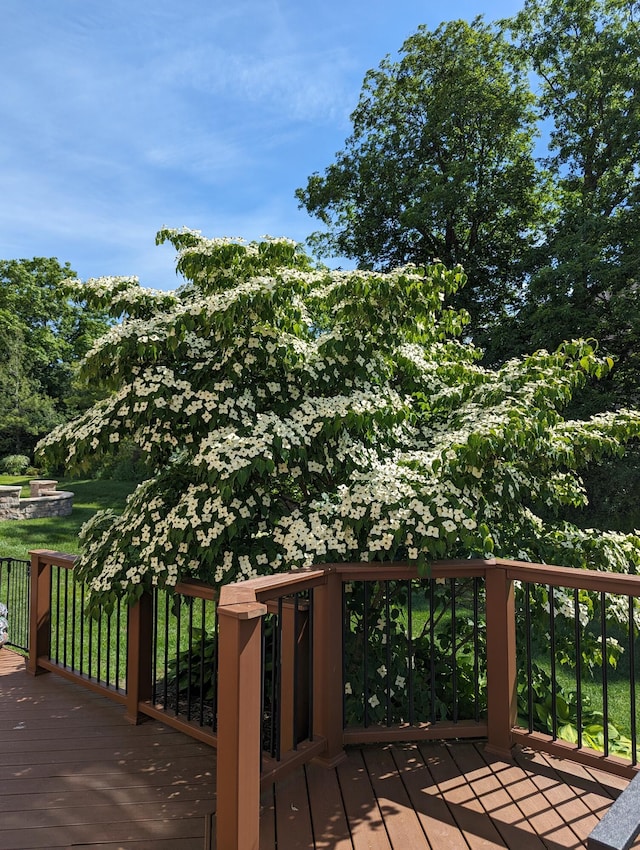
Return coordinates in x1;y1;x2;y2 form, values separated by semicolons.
0;454;30;474
36;229;640;614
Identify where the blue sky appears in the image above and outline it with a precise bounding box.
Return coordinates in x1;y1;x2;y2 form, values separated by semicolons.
2;0;523;290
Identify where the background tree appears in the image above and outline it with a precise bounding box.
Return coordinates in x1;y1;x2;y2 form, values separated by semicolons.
295;17;549;344
36;229;640;615
0;316;60;456
0;258;111;459
505;0;640;409
297;3;640;531
501;0;640;530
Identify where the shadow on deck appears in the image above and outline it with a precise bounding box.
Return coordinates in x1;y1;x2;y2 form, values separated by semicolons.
0;649;215;849
3;647;639;849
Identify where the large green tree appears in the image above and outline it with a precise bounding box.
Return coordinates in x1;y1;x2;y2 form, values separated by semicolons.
0;258;111;457
295;17;549;340
505;0;640;408
0;317;60;456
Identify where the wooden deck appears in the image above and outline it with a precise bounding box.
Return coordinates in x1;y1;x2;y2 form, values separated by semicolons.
263;742;640;850
0;649;216;849
2;648;639;850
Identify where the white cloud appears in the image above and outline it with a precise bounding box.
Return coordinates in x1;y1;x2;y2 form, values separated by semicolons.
0;0;525;288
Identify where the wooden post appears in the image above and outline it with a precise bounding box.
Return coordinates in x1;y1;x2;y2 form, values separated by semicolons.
215;600;267;850
485;564;517;759
312;569;347;768
125;591;153;724
27;550;52;676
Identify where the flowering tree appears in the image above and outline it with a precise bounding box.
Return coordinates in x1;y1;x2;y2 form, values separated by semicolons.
37;229;640;614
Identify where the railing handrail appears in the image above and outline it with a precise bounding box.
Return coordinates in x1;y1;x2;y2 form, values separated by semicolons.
495;557;640;595
217;557;640;593
28;550;640;604
28;549;76;569
217;567;329;608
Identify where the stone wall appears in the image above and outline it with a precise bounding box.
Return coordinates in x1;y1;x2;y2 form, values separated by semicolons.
0;480;74;520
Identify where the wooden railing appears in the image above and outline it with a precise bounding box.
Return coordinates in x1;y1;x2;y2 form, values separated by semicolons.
25;550;640;850
27;549;219;745
0;556;30;652
215;557;640;849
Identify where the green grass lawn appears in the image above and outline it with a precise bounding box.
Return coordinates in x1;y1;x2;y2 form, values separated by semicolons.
0;476;137;560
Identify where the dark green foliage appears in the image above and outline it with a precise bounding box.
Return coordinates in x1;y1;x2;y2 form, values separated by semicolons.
343;580;486;726
504;0;640;411
298;1;640;531
168;625;217;702
0;258;111;458
296;18;548;341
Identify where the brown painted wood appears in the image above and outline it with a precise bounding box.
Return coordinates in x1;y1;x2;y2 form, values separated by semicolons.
389;742;469;850
260;784;277;849
479;745;577;847
273;770;316;849
418;741;508;850
215;601;265;850
5;648;640;850
305;761;353;849
361;744;431;848
336;748;392;850
512;746;608;847
535;751;629;846
0;649;215;850
449;741;547;849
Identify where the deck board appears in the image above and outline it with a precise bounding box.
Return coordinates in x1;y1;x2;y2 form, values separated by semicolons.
0;649;215;850
3;648;640;850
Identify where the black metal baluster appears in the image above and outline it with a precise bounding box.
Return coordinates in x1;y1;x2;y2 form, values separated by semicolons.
260;614;266;770
71;572;77;672
629;596;637;766
212;603;219;732
88;599;94;680
293;593;299;748
186;597;194;720
429;579;436;723
451;578;458;723
54;566;61;663
601;591;609;756
308;587;314;741
363;582;370;728
151;589;158;702
408;579;414;726
473;577;480;723
342;582;348;730
163;592;170;707
199;598;206;726
175;596;182;716
97;605;103;683
116;596;122;691
80;581;86;677
574;588;583;749
549;585;557;740
62;569;69;668
106;601;112;687
385;581;392;727
525;584;533;732
275;597;283;761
